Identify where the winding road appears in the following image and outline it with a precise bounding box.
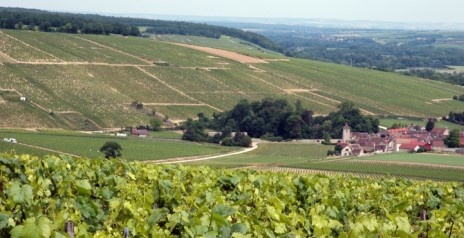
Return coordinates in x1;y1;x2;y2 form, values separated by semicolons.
153;141;259;164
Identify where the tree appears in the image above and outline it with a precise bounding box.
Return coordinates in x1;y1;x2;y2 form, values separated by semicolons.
425;119;435;132
182;118;208;142
150;118;163;131
444;129;461;148
15;22;23;30
100;142;123;159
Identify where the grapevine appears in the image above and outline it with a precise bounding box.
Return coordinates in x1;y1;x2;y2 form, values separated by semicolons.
0;153;463;237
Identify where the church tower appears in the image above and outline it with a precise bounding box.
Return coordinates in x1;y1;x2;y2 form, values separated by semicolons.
342;123;351;142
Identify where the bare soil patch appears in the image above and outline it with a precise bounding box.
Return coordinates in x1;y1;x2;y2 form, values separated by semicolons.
432;98;452;102
173;43;268;64
284;89;313;93
141;103;207;106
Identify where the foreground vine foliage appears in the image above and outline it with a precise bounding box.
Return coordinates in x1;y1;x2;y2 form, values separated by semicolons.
0;154;463;237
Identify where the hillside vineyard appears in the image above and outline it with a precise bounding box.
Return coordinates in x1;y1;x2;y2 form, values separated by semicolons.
0;30;464;129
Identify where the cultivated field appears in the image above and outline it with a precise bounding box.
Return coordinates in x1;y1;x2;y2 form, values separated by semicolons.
0;129;234;161
186;141;464;181
1;29;464;129
187;143;332;167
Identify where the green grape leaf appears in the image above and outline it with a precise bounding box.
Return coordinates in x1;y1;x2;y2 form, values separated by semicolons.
395;216;411;233
184;227;195;237
10;224;24;238
274;222;287;234
53;231;68;238
12;217;52;238
9;182;33;205
0;213;10;230
75;180;92;197
212;204;236;217
231;223;247;234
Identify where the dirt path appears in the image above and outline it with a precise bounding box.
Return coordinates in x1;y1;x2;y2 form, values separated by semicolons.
139;103;207;106
17;142;79;157
172;43;268;64
16;61;148;67
247;74;338;109
135;66;223;112
72;35;153;65
152;141;259;164
0;50;18;63
432;98;452;102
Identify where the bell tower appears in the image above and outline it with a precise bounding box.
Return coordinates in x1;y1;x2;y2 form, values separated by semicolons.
342;123;351;142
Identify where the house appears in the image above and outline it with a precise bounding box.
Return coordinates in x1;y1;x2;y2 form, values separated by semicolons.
351;144;364;156
208;131;248;137
20;96;26;101
131;128;149;137
399;141;430;152
339;143;352;156
400;143;420;152
337;142;364;156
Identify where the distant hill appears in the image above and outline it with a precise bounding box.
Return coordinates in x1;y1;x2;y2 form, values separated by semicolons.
0;7;281;52
0;30;463;130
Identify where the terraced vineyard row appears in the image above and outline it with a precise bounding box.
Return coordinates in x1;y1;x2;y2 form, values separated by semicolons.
253;166;457;181
293;158;464;181
347;159;464;170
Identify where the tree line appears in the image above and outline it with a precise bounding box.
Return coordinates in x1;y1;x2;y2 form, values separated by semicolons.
181;99;379;145
446;111;464;125
0;7;141;36
0;7;281;52
265;33;464;70
401;69;464;86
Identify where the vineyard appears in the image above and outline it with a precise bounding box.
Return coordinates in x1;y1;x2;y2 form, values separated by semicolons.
1;29;464;129
0;154;463;237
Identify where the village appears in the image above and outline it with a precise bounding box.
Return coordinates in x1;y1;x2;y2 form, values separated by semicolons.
336;122;464;157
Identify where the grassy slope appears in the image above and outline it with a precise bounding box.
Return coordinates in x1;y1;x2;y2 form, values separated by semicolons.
0;129;234;161
1;30;464;129
380;118;464;130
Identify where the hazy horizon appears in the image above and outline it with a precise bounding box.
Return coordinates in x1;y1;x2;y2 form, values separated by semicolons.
1;0;464;24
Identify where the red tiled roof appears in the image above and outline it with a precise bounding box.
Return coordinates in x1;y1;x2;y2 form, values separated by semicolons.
387;128;408;134
400;141;426;150
432;140;445;148
431;128;447;134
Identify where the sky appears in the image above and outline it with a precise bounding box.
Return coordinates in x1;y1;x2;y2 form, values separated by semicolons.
1;0;464;23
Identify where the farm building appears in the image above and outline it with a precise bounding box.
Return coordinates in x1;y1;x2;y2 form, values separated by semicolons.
131;128;148;137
